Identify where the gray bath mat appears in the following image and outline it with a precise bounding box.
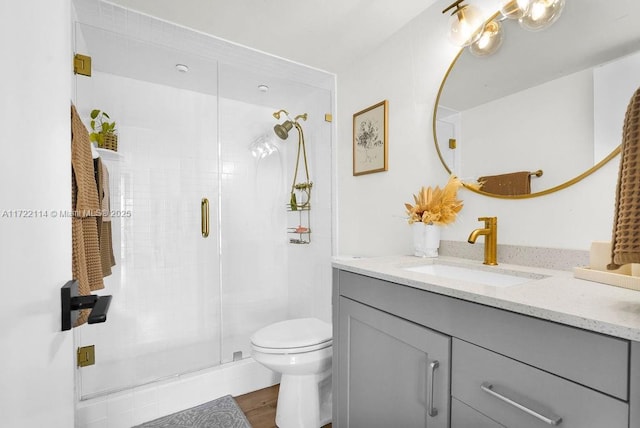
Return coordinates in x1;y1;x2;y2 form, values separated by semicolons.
134;394;252;428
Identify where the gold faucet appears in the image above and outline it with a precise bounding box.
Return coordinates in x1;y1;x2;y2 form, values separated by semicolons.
468;217;498;265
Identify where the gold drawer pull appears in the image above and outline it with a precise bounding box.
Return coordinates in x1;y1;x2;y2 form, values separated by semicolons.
481;382;563;426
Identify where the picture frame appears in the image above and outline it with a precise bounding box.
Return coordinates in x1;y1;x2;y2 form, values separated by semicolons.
353;100;388;176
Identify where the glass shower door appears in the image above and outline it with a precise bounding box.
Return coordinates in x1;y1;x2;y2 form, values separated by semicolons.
73;24;221;398
217;62;335;362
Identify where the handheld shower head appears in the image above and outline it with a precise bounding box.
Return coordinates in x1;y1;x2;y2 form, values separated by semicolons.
274;120;294;140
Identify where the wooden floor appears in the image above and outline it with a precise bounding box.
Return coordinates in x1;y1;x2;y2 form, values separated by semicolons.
235;384;332;428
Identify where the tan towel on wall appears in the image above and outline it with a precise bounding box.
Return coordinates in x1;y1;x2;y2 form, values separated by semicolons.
71;104;105;325
96;158;116;276
609;87;640;269
478;171;531;196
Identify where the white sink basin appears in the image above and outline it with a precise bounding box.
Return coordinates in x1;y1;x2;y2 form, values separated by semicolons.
404;263;546;287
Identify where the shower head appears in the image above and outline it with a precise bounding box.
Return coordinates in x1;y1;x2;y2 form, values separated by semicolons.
273;109;289;120
274;120;294;140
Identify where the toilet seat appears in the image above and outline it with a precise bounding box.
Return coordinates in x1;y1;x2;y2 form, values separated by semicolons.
250;318;332;354
251;340;332;354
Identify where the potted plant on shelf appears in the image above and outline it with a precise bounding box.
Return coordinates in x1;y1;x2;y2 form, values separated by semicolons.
89;109;118;152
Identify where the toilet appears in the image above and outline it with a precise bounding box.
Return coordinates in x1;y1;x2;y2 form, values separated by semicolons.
250;318;332;428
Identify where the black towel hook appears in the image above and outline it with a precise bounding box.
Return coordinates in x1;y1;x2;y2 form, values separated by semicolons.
61;280;112;331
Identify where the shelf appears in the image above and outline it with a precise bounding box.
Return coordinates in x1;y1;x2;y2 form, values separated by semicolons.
287;192;311;244
96;148;124;161
288;227;311;234
289;238;310;244
286;205;311;212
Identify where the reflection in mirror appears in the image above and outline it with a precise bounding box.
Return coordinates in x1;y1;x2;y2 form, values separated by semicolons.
434;0;640;198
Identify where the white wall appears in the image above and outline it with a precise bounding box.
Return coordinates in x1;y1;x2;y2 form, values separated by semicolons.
0;1;75;427
337;0;619;256
459;68;594;191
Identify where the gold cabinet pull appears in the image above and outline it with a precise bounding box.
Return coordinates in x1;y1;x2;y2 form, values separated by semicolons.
201;198;210;238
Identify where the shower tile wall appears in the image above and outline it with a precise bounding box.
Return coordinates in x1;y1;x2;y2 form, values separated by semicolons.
218;92;333;359
284;90;334;323
75;69;333;396
75;70;221;397
219;99;289;361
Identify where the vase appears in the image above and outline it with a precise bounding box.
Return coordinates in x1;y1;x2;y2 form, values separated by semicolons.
412;223;440;257
103;134;118;152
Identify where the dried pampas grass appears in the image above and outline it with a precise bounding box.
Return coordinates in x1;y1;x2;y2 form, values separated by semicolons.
405;175;465;226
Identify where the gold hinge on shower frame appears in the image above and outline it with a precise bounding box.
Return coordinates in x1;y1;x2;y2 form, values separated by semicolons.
73;53;92;77
77;345;95;367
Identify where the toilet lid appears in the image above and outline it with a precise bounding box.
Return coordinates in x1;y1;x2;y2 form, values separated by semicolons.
250;318;332;351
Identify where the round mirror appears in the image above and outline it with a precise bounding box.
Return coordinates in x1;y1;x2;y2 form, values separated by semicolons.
433;0;640;198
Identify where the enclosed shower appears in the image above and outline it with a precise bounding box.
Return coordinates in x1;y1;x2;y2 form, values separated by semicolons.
71;1;334;424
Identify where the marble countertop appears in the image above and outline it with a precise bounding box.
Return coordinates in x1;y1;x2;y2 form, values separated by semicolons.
332;255;640;342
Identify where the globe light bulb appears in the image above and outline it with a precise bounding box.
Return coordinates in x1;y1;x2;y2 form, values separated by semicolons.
469;20;504;57
448;3;486;47
519;0;565;31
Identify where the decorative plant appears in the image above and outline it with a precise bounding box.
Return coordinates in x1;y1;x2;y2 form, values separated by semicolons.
89;109;117;148
405;175;466;226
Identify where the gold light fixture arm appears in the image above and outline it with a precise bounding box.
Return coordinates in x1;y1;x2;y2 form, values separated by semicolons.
442;0;465;14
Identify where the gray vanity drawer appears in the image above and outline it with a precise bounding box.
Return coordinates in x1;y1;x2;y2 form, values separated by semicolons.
451;398;505;428
337;270;629;400
452;339;628;428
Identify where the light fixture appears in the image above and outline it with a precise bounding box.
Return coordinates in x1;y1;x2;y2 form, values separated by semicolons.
258;84;269;92
519;0;565;31
175;64;189;73
469;20;504;57
442;0;486;47
500;0;531;20
445;0;564;57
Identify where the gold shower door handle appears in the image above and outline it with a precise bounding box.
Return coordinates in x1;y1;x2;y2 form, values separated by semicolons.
201;198;210;238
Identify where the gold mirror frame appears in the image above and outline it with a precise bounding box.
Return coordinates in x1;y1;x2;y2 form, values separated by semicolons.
432;15;622;200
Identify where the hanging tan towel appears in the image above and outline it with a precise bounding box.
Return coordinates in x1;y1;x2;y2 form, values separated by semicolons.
609;87;640;269
71;104;105;325
478;171;531;196
96;158;116;276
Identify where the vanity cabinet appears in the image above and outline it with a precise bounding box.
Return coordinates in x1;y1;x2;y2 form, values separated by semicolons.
336;297;450;428
332;269;637;428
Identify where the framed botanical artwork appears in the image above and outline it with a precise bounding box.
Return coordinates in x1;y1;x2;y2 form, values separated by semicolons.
353;100;388;176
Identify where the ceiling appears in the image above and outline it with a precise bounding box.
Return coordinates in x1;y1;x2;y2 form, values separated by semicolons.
108;0;438;72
